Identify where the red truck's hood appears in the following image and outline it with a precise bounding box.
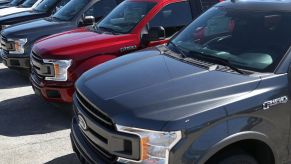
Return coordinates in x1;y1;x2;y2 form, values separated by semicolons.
33;27;137;60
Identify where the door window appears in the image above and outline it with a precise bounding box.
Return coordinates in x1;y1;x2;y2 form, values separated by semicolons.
85;0;117;18
149;1;192;37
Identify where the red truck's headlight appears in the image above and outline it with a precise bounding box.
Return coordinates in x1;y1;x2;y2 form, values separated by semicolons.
43;59;72;81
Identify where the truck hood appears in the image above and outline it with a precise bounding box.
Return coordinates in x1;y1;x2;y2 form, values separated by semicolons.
76;47;262;131
0;7;31;16
2;18;73;38
0;10;46;25
33;28;136;60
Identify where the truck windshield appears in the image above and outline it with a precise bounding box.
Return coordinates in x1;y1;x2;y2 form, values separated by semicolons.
52;0;89;21
10;0;23;6
97;1;156;34
170;7;291;73
34;0;58;12
20;0;37;7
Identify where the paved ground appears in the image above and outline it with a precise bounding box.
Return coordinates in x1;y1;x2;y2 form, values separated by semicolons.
0;63;80;164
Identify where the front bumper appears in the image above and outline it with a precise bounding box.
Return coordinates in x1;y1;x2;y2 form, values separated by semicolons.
1;51;30;69
30;72;75;103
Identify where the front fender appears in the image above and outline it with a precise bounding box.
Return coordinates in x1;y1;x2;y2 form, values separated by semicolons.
171;115;284;164
197;131;278;164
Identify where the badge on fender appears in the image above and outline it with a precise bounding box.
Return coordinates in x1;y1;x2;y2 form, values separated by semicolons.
263;96;288;110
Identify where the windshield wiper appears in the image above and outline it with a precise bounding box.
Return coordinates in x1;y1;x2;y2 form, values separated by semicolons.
189;50;246;74
168;41;187;58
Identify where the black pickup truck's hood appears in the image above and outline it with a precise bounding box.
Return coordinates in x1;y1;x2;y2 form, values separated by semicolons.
2;18;74;39
0;11;47;25
0;4;10;9
76;47;261;131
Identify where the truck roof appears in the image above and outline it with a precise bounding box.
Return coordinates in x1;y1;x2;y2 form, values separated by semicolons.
218;0;291;11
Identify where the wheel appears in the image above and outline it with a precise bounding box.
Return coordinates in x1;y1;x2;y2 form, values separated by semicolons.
218;154;258;164
207;150;259;164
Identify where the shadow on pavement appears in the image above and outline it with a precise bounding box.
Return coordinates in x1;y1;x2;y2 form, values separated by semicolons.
0;94;73;137
0;66;30;90
45;154;80;164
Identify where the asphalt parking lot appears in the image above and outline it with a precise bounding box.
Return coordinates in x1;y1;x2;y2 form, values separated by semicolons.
0;63;80;164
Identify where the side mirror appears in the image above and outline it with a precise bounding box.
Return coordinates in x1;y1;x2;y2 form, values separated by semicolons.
83;16;95;26
143;26;166;43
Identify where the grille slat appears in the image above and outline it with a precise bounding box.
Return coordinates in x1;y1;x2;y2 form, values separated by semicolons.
31;52;54;79
74;90;141;161
1;35;14;51
76;91;114;129
75;90;119;162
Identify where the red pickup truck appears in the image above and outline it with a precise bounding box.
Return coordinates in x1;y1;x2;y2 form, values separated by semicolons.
31;0;220;103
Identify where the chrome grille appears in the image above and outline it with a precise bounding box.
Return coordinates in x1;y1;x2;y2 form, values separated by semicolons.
1;35;14;51
74;90;141;161
31;52;54;79
76;90;114;130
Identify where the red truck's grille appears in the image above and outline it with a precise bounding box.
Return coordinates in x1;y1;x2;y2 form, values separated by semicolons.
31;52;54;80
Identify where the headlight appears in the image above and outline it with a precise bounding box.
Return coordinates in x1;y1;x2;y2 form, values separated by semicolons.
43;59;72;81
116;125;182;164
9;38;27;54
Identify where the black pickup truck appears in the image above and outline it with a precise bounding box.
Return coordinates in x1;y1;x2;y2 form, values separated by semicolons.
0;0;70;31
0;0;25;9
71;0;291;164
1;0;122;70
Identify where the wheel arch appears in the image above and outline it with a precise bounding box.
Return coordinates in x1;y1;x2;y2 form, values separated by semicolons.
197;131;279;164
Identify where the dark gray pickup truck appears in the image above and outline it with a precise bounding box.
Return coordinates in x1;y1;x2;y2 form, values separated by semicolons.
71;0;291;164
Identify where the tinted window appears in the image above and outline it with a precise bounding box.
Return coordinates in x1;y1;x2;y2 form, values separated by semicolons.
149;2;192;37
171;7;291;72
21;0;37;7
52;0;90;21
85;0;117;18
34;0;62;12
10;0;23;6
200;0;221;11
97;1;156;34
54;0;70;13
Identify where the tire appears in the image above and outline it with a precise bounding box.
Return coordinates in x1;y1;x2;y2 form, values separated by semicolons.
218;154;258;164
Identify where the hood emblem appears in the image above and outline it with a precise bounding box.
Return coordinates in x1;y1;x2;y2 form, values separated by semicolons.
263;96;288;110
78;115;88;131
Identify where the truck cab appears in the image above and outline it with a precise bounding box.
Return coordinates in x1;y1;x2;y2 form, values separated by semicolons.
30;0;220;104
71;0;291;164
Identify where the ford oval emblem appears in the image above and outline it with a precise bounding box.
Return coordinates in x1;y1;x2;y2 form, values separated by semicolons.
78;115;88;131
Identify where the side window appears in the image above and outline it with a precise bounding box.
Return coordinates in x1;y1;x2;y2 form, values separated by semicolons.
54;0;70;13
85;0;117;18
149;1;192;37
200;0;221;11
